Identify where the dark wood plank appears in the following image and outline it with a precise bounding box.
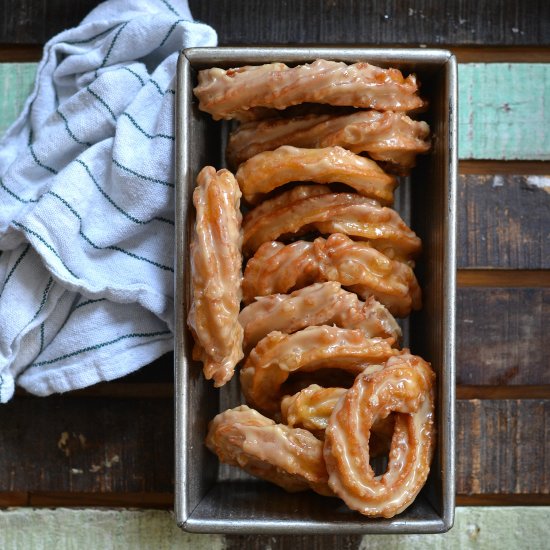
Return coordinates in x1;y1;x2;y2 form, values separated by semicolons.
1;0;548;46
456;288;549;385
456;399;550;495
189;0;550;47
0;0;101;44
0;396;546;511
0;395;173;493
457;174;550;269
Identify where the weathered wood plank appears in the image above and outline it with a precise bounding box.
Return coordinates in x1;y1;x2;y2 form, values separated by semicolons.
0;395;173;492
1;395;548;499
458;64;550;160
456;288;549;385
1;0;548;46
456;399;550;495
0;0;101;45
457;174;550;269
0;509;224;550
0;507;548;550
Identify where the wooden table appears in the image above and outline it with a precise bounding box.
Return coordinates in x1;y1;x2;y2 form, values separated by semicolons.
0;1;548;547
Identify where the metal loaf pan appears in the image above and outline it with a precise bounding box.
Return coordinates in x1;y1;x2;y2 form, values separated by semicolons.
175;47;457;535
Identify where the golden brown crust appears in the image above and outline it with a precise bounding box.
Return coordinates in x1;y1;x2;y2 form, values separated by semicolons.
238;282;401;353
235;145;397;205
240;328;399;416
242;233;421;316
187;166;244;387
194;59;425;121
242;189;421;260
227;111;430;172
206;405;332;496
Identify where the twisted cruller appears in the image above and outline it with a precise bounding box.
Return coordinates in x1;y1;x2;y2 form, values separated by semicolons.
235;145;397;205
226;110;430;173
238;281;401;353
240;326;399;416
242;187;421;261
242;233;421;316
187;167;243;387
194;59;425;121
206;405;332;496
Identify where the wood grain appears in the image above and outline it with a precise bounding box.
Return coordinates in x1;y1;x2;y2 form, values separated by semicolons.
0;395;547;501
0;395;174;493
456;288;549;385
0;0;547;46
456;399;550;495
457;174;550;269
0;0;101;44
0;509;226;550
189;0;550;47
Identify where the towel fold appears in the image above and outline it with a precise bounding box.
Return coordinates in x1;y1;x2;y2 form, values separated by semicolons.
0;0;217;402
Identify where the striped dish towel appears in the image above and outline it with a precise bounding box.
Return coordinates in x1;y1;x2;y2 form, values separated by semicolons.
0;0;216;402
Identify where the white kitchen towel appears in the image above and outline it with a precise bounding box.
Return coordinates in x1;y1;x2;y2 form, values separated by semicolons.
0;0;217;402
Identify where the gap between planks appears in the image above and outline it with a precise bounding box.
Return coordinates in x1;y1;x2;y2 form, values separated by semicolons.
457;385;550;400
0;492;173;508
1;44;550;63
459;160;550;175
14;383;550;400
457;270;550;288
1;492;548;509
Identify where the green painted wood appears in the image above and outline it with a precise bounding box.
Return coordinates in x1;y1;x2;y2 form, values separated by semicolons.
0;63;36;135
1;63;549;161
0;509;224;550
0;507;547;549
458;63;550;160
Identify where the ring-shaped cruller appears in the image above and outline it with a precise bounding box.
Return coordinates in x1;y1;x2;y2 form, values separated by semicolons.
323;353;435;518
